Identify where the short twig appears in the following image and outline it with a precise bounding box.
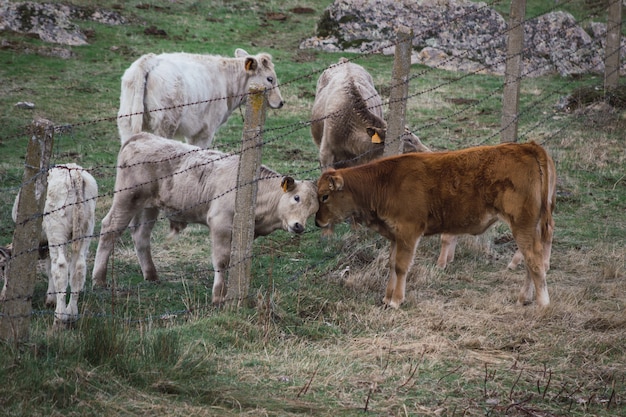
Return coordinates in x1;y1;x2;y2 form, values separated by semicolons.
398;349;425;389
297;365;319;398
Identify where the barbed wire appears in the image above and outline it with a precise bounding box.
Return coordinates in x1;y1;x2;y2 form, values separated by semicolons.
1;0;622;325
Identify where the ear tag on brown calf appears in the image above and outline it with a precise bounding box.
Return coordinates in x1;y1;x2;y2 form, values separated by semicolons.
371;132;382;144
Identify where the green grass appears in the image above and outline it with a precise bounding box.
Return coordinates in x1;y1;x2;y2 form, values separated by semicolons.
1;0;626;415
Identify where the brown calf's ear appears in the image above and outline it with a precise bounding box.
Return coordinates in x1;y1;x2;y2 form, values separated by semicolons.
281;176;295;193
328;174;344;191
245;57;258;72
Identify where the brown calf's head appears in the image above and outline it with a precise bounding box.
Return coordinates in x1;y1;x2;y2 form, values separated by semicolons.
315;170;356;230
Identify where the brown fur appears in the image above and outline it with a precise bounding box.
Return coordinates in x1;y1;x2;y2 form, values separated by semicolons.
316;142;556;309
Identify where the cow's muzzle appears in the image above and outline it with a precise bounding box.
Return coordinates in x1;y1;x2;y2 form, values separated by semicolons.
271;100;284;109
290;222;305;234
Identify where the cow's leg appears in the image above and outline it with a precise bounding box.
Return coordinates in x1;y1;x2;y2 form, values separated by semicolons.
384;241;398;306
48;243;70;327
210;226;232;305
65;237;90;325
437;234;458;268
507;249;524;270
384;236;420;309
514;231;549;307
318;140;335;169
130;208;160;282
44;256;55;306
92;207;138;288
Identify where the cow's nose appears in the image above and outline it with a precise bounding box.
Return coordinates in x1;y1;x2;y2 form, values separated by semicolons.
277;100;284;109
292;222;304;234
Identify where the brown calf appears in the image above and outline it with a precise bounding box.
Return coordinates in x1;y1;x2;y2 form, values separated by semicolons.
315;142;556;309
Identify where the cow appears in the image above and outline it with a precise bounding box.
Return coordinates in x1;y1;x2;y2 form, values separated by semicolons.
311;59;431;168
315;141;556;309
4;164;98;327
117;48;284;148
92;132;319;304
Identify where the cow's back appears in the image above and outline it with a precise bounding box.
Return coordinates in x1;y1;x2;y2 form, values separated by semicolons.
119;134;237;221
346;142;550;236
312;59;386;168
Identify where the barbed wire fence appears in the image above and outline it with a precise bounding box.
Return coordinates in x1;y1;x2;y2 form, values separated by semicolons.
0;0;623;340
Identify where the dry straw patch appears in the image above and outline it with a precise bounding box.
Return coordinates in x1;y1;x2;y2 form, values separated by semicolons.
293;224;626;413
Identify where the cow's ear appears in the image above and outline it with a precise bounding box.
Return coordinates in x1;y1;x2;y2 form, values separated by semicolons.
245;57;258;72
235;48;249;58
367;127;385;144
328;175;344;191
281;176;295;193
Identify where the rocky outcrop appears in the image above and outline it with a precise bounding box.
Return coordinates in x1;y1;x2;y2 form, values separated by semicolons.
0;1;125;46
300;0;625;77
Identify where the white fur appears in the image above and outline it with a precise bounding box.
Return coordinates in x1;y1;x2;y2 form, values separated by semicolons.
118;48;284;148
8;164;97;327
92;133;318;304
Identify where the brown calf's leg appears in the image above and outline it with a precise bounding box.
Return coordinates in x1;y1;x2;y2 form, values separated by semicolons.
515;234;549;307
384;237;419;309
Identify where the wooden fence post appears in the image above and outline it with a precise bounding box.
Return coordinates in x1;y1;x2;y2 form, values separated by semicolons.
384;25;413;157
0;117;54;343
227;84;267;309
500;0;526;143
604;0;622;92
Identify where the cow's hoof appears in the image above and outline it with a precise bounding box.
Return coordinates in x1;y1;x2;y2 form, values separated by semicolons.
92;281;109;290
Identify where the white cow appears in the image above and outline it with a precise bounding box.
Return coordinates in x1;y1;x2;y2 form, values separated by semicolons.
118;48;284;148
311;58;387;169
311;58;429;168
7;164;98;327
92;132;319;304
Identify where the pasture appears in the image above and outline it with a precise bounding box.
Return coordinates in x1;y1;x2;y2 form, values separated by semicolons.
1;0;625;415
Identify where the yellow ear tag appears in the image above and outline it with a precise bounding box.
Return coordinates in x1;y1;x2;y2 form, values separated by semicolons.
371;132;382;144
281;181;288;192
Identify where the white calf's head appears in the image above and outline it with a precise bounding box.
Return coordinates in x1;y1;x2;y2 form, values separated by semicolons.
236;48;284;109
276;177;319;234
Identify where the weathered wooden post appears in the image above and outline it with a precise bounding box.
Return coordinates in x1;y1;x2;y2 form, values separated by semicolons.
500;0;526;143
0;117;54;343
227;84;267;309
604;0;622;92
384;25;413;157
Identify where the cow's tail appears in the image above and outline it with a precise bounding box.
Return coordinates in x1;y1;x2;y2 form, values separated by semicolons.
118;53;157;144
345;80;386;130
536;143;556;244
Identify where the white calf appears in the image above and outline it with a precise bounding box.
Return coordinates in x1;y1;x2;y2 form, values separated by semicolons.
9;164;98;327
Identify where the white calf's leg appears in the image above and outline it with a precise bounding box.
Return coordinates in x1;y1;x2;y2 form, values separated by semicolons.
44;256;55;306
48;245;70;326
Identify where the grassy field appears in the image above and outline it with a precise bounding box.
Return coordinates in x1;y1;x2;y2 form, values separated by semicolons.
1;0;625;416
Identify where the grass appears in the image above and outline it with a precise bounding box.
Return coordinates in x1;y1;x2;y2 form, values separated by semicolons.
1;0;626;415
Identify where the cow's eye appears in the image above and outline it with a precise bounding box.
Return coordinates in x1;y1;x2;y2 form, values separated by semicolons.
267;76;274;84
321;195;329;203
294;195;300;202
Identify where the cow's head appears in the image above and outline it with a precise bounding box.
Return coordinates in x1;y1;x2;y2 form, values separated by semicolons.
315;170;355;231
235;48;284;110
277;176;318;234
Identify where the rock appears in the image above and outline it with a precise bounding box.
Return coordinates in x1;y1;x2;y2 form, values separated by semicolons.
301;0;626;77
0;1;125;46
15;101;35;109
